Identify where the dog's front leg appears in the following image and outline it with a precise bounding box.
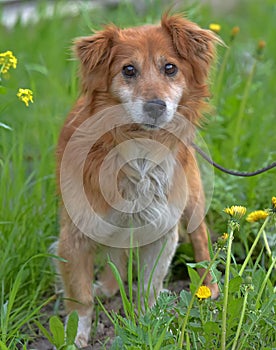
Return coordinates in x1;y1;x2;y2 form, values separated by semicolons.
188;221;220;299
180;151;220;299
139;226;178;307
57;220;95;347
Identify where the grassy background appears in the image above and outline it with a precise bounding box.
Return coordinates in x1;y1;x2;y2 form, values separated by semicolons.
0;0;275;347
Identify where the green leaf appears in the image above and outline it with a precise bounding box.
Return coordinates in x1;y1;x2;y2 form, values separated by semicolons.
25;63;49;76
153;325;168;350
179;289;192;308
227;297;243;326
187;261;210;269
0;86;7;95
228;276;243;294
203;321;220;335
0;341;9;350
0;122;12;131
187;265;200;286
49;315;65;347
66;311;78;345
34;320;54;344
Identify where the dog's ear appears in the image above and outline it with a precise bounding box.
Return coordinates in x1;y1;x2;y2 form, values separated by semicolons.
74;25;119;93
161;13;221;84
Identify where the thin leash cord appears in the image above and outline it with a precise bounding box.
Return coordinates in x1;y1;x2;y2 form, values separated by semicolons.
192;142;276;177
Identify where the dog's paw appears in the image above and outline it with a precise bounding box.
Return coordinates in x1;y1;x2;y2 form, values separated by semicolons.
75;333;89;348
67;314;91;348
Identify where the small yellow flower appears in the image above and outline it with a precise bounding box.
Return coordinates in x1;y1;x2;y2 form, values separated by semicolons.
258;40;266;50
246;210;269;223
272;197;276;209
224;206;247;219
0;50;17;74
217;233;229;248
231;26;240;37
196;285;212;300
209;23;221;33
17;88;34;107
221;233;229;240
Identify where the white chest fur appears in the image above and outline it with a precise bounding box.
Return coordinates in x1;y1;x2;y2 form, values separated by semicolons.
100;139;184;246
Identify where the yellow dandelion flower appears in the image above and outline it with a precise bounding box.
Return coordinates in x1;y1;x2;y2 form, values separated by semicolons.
224;207;234;216
246;210;269;223
209;23;221;33
196;285;211;300
272;197;276;209
17;88;34;107
0;50;17;74
224;206;246;219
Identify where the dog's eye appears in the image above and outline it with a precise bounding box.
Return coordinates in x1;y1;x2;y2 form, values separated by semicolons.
122;65;137;78
164;63;178;77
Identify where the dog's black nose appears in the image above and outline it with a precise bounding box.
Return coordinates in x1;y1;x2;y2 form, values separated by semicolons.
143;99;167;119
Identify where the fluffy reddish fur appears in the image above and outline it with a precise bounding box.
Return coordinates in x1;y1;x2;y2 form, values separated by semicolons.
56;14;220;347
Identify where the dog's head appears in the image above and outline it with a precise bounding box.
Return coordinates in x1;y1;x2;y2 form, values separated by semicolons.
75;14;220;128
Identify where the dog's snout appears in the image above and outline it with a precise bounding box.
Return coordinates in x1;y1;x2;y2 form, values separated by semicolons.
143;99;167;119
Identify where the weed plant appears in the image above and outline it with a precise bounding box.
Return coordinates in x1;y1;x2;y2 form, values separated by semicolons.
103;200;276;350
0;0;275;349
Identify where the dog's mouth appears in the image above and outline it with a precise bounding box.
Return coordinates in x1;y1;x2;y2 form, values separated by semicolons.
141;123;161;130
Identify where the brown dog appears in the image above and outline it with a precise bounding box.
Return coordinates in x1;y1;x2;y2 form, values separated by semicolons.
56;14;220;347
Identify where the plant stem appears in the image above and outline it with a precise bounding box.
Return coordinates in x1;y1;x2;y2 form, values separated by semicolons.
214;45;232;107
262;229;272;257
236;295;275;350
231;288;249;350
221;227;234;350
239;216;270;276
178;249;221;348
255;256;276;308
232;59;257;153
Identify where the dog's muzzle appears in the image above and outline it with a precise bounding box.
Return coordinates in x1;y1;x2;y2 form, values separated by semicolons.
143;99;167;119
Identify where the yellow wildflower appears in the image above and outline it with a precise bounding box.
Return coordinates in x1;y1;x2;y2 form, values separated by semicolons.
231;26;240;37
246;210;269;223
17;88;34;107
0;50;17;74
258;40;266;50
209;23;221;33
196;285;211;300
224;206;247;219
217;233;229;248
221;233;229;240
272;197;276;209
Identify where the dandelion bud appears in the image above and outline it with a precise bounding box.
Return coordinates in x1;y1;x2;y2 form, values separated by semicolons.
231;26;240;37
258;40;266;50
256;40;266;58
217;233;229;248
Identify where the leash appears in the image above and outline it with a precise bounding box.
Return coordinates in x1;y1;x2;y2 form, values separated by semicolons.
192;142;276;177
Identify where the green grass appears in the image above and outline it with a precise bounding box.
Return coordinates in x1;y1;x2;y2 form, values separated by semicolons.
0;0;275;348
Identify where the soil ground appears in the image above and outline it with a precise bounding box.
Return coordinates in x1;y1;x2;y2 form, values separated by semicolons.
28;280;189;350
